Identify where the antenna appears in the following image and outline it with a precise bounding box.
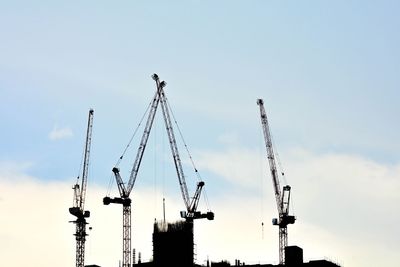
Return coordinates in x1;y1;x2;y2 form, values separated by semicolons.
163;197;166;224
262;222;264;240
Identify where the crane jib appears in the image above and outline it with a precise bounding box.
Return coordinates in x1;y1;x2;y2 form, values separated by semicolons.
157;82;190;209
70;109;94;267
78;109;94;212
257;98;295;265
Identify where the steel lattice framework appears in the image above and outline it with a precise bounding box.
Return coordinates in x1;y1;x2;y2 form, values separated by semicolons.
103;86;161;267
257;99;295;265
69;109;94;267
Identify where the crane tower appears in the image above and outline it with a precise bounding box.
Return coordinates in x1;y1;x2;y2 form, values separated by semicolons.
69;109;94;267
103;87;162;267
257;99;295;265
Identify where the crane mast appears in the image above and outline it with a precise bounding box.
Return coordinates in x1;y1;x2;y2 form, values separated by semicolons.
257;99;295;265
103;87;161;267
153;73;214;222
69;109;94;267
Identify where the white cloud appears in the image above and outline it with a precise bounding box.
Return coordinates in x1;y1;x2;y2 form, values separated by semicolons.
193;146;400;267
49;125;73;140
1;151;399;267
283;149;400;266
0;163;216;267
0;168;74;267
0;160;274;267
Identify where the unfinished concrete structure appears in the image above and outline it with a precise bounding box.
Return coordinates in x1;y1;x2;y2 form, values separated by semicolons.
153;220;194;267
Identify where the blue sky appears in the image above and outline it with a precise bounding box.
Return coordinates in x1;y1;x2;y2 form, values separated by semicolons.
1;1;399;267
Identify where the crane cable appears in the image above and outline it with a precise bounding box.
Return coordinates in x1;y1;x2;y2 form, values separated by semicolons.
271;134;287;186
116;101;153;167
106;100;153;196
73;120;90;206
165;97;212;211
259;125;265;239
270;131;295;215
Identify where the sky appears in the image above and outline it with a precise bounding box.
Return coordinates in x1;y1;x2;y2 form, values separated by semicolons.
1;1;399;267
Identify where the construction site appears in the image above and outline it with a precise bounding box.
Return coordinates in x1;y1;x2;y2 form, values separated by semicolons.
69;74;342;267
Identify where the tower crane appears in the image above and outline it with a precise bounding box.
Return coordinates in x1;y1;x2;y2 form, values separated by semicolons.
69;109;94;267
153;73;214;222
103;86;162;267
257;99;295;265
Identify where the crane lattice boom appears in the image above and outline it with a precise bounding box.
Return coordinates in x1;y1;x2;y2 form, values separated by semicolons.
257;99;295;265
155;75;190;208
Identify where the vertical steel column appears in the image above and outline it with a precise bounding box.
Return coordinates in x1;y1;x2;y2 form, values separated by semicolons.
75;219;86;267
279;226;288;265
122;203;131;267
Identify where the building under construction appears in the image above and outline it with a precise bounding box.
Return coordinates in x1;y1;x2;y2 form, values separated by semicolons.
153;220;194;267
134;219;340;267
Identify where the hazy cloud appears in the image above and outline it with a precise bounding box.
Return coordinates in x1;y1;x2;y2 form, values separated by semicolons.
0;161;34;179
195;147;266;189
0;164;275;267
193;146;400;267
49;125;73;140
1;152;399;267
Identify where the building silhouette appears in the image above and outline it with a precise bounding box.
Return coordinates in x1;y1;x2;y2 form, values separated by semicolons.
131;220;341;267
